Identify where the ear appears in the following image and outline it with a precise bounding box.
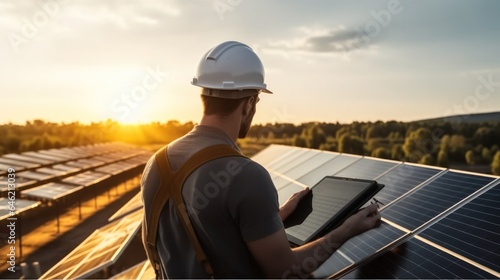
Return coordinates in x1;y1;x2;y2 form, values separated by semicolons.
243;96;255;115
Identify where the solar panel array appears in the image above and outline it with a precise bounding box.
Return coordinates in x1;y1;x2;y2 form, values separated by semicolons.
253;144;500;279
0;143;151;223
43;143;498;279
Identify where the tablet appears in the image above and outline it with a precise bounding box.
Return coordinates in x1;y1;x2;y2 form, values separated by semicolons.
284;176;384;246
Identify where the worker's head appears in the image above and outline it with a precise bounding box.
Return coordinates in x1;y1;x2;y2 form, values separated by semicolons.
192;41;272;138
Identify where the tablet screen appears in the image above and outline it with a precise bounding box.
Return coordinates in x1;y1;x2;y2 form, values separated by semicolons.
284;176;377;246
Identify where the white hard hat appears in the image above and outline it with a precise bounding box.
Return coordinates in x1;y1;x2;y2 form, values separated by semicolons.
192;41;272;99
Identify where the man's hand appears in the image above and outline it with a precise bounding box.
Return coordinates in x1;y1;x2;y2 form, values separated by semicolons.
279;187;310;221
340;202;381;238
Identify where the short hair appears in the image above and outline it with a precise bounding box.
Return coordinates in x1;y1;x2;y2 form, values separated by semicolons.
201;95;249;116
201;89;258;116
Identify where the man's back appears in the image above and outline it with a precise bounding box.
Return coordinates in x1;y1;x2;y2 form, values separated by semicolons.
141;125;283;278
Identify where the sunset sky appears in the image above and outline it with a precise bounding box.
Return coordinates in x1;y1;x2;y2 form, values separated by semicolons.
1;0;500;125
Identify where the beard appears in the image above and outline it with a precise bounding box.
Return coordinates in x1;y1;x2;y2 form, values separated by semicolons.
238;106;256;138
238;116;252;138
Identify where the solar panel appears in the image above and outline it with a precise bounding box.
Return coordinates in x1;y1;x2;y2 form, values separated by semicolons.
16;170;56;181
269;172;296;190
41;210;143;279
0;176;36;192
0;162;26;173
370;163;444;207
0;157;41;169
418;181;500;274
251;144;292;166
266;148;308;171
62;171;110;187
22;182;82;200
254;145;500;279
269;149;320;174
334;157;399;180
2;154;54;165
296;154;361;187
110;260;155;280
35;167;70;177
22;151;68;162
382;171;496;231
108;192;143;222
51;164;82;174
281;151;338;178
95;162;137;176
313;222;408;278
0;198;40;221
343;236;498;279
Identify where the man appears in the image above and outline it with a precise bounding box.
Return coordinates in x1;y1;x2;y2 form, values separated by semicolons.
141;41;381;278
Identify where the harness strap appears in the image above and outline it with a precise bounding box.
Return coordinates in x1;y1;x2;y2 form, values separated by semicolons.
143;144;246;278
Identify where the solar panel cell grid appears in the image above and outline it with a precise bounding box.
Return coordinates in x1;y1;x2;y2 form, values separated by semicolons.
40;210;142;279
17;170;55;181
373;164;443;207
313;222;407;278
0;157;41;169
22;182;82;200
62;171;110;187
267;149;309;171
419;181;500;273
281;152;338;180
270;150;320;174
382;171;496;231
3;154;54;165
343;237;496;279
296;155;361;187
0;176;36;191
251;145;291;166
334;157;399;180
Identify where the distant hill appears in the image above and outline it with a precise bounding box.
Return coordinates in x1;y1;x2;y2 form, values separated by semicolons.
414;111;500;124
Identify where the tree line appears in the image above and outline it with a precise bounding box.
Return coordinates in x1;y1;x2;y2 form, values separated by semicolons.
1;119;499;175
245;120;500;175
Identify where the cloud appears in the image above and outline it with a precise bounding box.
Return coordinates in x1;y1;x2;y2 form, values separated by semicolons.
266;26;374;55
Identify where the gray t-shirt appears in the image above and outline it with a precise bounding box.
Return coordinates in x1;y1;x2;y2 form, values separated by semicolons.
141;125;283;278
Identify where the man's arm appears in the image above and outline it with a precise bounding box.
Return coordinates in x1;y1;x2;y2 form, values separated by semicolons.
247;203;381;278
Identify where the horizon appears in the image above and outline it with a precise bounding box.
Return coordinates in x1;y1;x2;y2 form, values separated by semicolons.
3;109;499;127
2;1;500;125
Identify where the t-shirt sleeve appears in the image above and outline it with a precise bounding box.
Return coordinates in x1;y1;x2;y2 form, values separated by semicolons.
227;160;284;242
